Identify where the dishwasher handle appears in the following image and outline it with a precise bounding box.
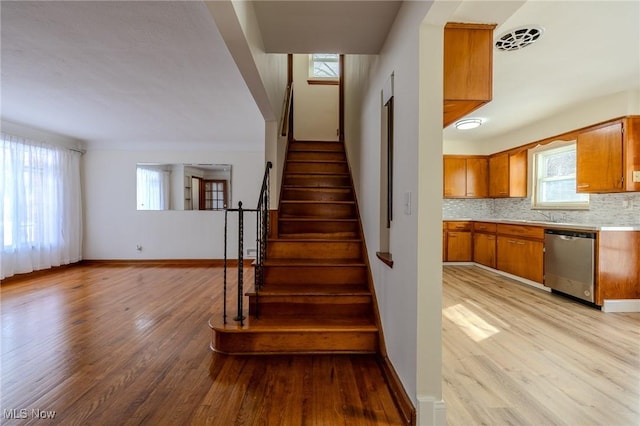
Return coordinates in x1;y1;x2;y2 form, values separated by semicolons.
544;229;596;239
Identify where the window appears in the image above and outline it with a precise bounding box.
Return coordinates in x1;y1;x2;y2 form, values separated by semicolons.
309;53;339;79
532;142;589;209
136;166;169;210
2;134;82;279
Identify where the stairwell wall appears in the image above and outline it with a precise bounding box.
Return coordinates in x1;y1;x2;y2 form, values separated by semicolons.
345;2;443;424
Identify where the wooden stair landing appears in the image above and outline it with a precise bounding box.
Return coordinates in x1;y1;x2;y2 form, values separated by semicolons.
211;139;378;355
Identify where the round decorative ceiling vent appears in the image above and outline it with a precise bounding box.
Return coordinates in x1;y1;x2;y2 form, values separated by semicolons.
495;26;544;51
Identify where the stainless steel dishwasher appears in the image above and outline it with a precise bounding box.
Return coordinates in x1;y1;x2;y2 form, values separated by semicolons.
544;229;596;303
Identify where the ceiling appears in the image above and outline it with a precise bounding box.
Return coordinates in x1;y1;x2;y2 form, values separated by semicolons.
443;0;640;145
0;1;264;149
1;1;639;151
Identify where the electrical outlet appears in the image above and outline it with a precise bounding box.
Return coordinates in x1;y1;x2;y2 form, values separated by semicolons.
246;248;257;257
633;170;640;183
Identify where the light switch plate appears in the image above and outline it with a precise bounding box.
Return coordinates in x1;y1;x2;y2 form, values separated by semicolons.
633;170;640;183
404;191;412;215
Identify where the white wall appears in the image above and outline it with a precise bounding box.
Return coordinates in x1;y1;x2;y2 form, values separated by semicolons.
83;148;263;259
293;54;339;141
347;1;446;423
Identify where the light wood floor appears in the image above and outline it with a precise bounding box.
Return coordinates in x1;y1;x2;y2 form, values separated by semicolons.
443;265;640;426
0;264;403;425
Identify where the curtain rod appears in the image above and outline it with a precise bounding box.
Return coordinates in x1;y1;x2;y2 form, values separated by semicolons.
68;147;87;155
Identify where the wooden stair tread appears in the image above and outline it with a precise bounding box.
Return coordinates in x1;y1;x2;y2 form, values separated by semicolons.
264;258;365;266
249;283;369;295
283;185;351;189
285;172;350;177
280;200;354;205
210;316;377;332
278;220;358;222
282;186;352;192
287;160;346;164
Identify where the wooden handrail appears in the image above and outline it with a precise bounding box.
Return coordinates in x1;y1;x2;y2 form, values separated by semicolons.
280;83;293;137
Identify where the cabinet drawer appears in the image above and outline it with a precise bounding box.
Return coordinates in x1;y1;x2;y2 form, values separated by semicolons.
473;222;497;233
446;221;472;231
497;224;544;240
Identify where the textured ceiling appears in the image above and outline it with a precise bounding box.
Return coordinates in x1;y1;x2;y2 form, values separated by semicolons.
2;0;638;151
1;1;264;149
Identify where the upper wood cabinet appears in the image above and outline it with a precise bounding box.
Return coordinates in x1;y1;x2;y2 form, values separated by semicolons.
443;156;488;198
488;151;527;198
576;118;640;193
443;23;497;128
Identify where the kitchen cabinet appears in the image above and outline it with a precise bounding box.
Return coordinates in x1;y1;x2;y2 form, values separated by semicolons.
496;224;544;283
595;230;640;305
473;222;497;268
443;23;496;128
489;151;527;198
443;156;488;198
443;221;472;262
576;118;640;193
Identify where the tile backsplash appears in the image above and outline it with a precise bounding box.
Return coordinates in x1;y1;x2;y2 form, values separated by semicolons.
443;192;640;226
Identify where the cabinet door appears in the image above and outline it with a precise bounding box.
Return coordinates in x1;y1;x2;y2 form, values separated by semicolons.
473;233;496;268
509;151;528;197
443;157;467;197
489;153;509;197
446;231;472;262
576;123;624;192
466;157;489;197
497;237;543;283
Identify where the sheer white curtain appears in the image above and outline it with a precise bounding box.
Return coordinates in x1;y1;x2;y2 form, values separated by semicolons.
136;166;169;210
1;134;83;279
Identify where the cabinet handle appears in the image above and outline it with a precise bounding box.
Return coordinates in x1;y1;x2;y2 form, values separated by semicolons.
507;240;517;244
516;241;525;245
577;184;589;188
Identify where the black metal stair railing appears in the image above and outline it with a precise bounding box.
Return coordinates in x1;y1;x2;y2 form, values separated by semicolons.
223;161;272;326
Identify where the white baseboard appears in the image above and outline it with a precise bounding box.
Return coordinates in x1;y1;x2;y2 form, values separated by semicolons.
602;299;640;313
472;263;551;292
417;396;446;426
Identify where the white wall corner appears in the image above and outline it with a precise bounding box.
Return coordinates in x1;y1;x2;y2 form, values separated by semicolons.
417;396;446;426
602;299;640;313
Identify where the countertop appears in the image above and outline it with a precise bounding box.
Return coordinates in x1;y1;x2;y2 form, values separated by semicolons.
443;218;640;231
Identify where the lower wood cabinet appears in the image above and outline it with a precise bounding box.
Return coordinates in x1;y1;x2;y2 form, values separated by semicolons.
443;221;472;262
474;232;496;268
497;236;543;283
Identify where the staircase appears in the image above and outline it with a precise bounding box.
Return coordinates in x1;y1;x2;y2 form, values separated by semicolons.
210;140;379;354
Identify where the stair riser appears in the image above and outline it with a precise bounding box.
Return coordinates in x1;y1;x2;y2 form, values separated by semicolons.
267;241;363;260
284;175;351;187
289;142;344;152
263;266;367;285
287;151;346;162
280;203;356;219
212;330;377;354
249;299;373;318
286;162;349;174
282;188;353;202
279;220;359;239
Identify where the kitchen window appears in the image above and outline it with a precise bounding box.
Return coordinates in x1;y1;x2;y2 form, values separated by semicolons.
531;141;589;209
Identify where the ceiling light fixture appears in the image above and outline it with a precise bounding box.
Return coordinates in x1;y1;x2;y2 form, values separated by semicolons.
455;118;482;130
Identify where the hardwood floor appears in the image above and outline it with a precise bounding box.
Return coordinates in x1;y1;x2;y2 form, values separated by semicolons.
0;264;403;425
4;263;638;425
443;265;640;426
